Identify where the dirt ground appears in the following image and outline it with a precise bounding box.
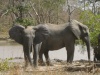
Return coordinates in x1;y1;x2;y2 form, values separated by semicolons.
0;59;100;75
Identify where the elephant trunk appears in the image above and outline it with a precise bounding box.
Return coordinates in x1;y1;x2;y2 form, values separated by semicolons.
82;36;91;61
86;38;91;61
23;37;33;66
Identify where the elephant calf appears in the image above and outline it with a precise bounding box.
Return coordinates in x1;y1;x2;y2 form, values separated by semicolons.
9;24;49;68
94;46;100;61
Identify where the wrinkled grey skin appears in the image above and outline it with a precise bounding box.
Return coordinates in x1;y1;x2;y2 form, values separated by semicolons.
9;25;49;68
94;46;100;61
38;20;91;66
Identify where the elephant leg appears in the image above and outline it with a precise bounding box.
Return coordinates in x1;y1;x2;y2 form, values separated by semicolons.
66;43;75;63
33;44;39;68
23;49;32;67
44;51;53;66
23;52;28;67
23;45;32;67
38;50;46;66
94;54;96;62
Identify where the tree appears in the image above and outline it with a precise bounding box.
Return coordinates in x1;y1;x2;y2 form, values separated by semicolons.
80;10;100;47
31;0;66;24
1;0;66;26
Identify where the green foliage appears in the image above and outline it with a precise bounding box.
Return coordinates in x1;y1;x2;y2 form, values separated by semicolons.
1;1;35;26
16;18;35;26
15;2;34;26
1;0;66;27
0;58;13;71
16;3;30;13
80;10;100;46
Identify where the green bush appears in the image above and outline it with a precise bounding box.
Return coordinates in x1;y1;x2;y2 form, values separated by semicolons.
16;18;35;26
0;58;13;71
80;10;100;46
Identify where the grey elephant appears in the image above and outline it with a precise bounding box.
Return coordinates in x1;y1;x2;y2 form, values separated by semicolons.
94;34;100;61
94;46;100;61
37;20;91;66
9;24;49;68
98;34;100;45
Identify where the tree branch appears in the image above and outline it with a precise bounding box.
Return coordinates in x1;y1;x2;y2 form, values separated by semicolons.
29;1;40;24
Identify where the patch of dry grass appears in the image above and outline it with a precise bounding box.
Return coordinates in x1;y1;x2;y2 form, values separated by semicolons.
0;60;100;75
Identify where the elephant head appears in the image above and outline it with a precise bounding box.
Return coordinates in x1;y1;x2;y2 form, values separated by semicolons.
9;25;49;45
70;20;91;61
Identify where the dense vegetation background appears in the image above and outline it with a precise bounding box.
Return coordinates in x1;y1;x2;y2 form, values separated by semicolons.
0;0;100;47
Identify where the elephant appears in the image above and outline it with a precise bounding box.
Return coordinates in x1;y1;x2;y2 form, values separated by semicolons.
94;34;100;62
9;24;49;68
37;20;91;66
94;46;100;61
98;34;100;45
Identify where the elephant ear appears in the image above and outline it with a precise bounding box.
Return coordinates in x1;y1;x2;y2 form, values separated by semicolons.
9;25;25;44
33;24;50;44
70;20;89;39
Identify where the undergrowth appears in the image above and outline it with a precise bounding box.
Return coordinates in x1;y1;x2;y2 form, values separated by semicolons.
0;58;14;71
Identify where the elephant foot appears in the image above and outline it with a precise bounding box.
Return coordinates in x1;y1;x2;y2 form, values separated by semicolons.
23;64;33;71
46;61;53;66
41;62;46;66
38;60;46;66
47;63;53;66
67;60;73;63
39;62;46;66
66;61;73;65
